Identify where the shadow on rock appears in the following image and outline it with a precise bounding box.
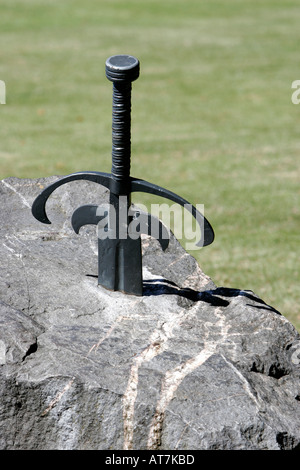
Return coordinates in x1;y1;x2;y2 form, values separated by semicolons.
143;280;281;314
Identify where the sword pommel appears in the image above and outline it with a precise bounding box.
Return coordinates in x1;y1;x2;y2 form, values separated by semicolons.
105;55;140;83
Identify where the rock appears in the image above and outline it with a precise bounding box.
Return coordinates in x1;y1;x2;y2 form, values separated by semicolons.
0;176;299;450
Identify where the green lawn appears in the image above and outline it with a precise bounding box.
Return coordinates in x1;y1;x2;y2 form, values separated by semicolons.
1;0;299;331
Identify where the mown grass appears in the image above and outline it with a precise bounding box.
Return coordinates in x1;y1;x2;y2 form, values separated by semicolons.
1;0;299;330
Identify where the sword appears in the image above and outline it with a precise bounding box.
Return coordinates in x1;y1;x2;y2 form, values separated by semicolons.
32;54;214;296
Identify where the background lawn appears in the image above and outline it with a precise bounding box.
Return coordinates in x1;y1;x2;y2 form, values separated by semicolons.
1;0;299;331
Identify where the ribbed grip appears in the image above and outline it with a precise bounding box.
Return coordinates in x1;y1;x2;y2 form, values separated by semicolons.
105;55;140;194
111;81;132;187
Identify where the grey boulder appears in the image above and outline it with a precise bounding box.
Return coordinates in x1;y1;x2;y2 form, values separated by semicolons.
0;176;299;450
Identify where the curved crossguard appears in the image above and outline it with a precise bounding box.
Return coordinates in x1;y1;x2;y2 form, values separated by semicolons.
32;55;214;296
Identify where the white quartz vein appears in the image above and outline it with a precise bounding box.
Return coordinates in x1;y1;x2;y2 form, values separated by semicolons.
123;307;189;450
147;344;216;449
2;180;31;208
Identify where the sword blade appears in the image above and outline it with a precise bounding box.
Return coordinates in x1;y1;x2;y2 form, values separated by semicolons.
97;236;142;296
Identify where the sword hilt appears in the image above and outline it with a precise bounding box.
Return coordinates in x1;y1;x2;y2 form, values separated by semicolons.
105;55;140;195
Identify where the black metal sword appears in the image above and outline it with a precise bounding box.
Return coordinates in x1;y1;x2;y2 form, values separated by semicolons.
32;54;214;296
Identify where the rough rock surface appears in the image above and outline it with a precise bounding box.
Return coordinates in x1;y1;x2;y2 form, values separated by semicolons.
0;176;299;450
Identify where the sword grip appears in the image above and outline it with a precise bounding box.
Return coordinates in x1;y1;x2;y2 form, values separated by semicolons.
106;55;140;195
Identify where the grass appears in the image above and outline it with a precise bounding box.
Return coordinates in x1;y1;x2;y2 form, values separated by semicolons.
0;0;299;331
